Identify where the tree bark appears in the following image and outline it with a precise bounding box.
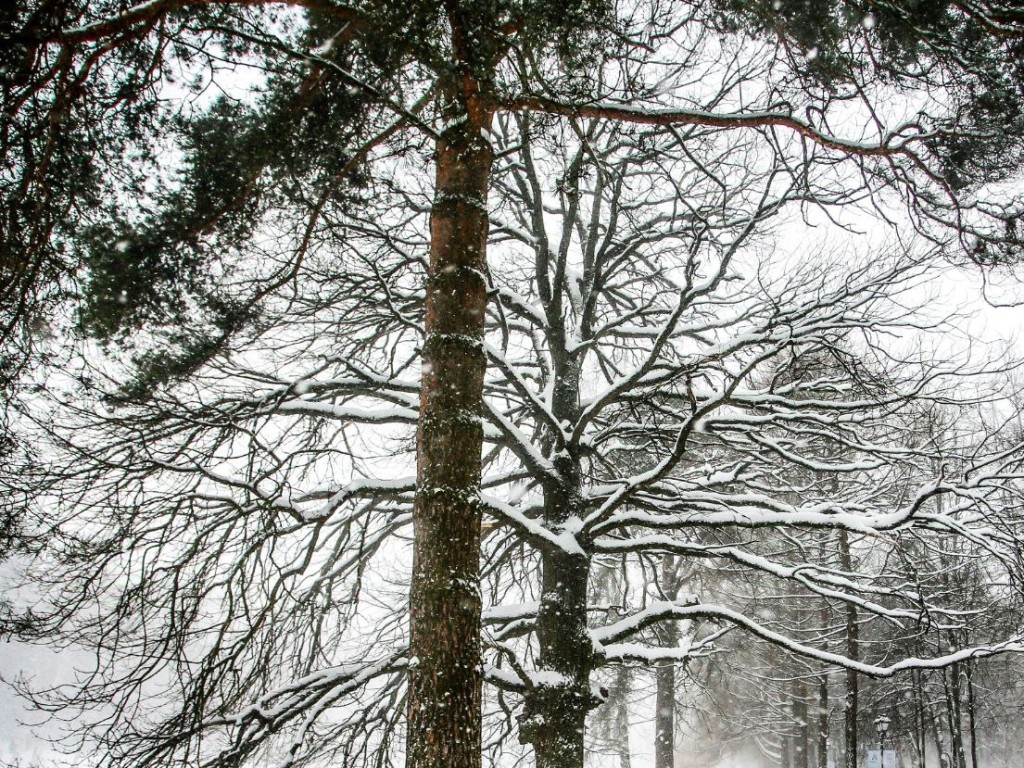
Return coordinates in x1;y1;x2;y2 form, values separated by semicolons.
965;662;979;768
914;669;927;768
613;666;633;768
655;657;676;768
930;698;952;768
817;673;829;768
519;348;598;768
794;677;810;768
521;544;594;768
782;727;793;768
839;530;859;768
655;556;681;768
406;94;494;768
942;664;967;768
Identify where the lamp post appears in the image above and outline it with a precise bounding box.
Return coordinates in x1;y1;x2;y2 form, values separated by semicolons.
874;715;891;753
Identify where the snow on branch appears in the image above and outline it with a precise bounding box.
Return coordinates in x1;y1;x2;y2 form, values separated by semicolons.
480;495;585;556
591;600;1024;677
202;650;406;768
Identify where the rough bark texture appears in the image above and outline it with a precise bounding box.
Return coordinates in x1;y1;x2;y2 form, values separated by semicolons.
519;354;599;768
842;627;859;768
406;103;494;768
522;540;594;768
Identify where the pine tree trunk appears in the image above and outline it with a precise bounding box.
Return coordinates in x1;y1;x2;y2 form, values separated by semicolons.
406;102;494;768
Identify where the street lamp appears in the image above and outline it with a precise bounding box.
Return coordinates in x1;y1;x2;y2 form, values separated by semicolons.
874;715;891;752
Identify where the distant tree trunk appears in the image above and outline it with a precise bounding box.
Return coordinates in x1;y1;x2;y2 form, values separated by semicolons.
655;555;681;768
814;538;830;768
930;694;952;768
406;84;494;768
965;662;979;768
655;659;676;768
913;670;927;768
782;729;793;768
613;666;633;768
839;531;859;768
942;664;967;768
817;673;829;768
794;677;810;768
